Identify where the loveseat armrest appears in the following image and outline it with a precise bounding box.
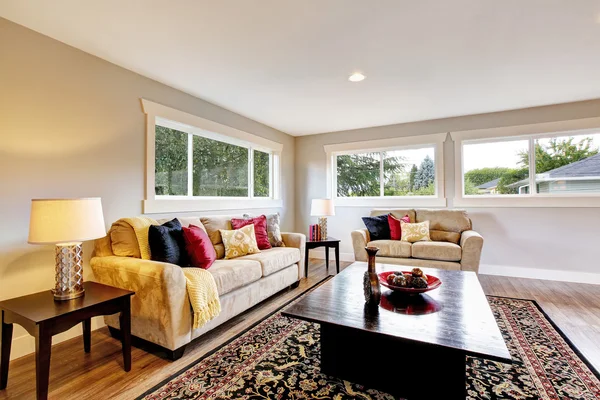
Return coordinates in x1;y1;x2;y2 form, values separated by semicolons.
281;232;306;279
351;229;370;262
90;256;191;350
460;230;484;273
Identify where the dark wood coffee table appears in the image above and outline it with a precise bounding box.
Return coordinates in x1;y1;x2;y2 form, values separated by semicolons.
283;262;511;399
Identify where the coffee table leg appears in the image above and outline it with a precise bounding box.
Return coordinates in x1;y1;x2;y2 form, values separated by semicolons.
35;325;52;400
1;313;13;390
119;297;131;372
83;318;91;353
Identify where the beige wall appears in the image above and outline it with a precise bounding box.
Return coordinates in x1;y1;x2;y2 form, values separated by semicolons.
296;99;600;277
0;18;295;359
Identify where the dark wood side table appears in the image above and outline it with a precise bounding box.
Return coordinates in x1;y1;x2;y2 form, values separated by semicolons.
0;281;134;400
305;236;341;277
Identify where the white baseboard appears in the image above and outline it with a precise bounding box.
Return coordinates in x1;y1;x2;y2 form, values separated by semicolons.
307;251;600;285
478;264;600;285
10;317;105;361
308;249;355;262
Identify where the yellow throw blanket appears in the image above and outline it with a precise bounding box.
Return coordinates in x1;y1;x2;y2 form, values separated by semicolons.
120;216;221;329
182;268;221;329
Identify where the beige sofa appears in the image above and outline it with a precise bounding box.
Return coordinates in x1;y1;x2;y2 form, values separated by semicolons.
91;215;305;360
352;209;483;273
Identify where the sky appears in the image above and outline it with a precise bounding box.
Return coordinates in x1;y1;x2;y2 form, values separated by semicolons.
463;132;600;172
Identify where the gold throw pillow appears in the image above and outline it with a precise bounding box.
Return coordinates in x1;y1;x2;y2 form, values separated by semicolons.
220;224;261;259
400;220;431;243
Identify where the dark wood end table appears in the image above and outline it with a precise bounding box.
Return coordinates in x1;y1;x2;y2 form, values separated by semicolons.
0;281;134;400
305;236;340;277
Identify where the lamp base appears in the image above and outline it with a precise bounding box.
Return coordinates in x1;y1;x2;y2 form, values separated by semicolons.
318;217;328;240
53;243;85;301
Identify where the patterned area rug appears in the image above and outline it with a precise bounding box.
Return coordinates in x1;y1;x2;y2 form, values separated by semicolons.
138;282;600;400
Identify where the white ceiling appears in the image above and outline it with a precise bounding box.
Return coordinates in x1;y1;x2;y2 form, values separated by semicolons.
2;1;600;136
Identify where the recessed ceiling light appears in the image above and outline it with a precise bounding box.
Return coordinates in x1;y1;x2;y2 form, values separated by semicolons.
348;72;366;82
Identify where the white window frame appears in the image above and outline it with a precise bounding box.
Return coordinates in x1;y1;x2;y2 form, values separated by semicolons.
142;99;283;213
451;117;600;208
324;132;447;207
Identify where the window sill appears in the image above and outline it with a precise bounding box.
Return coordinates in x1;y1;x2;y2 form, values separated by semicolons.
454;195;600;208
334;197;447;208
143;198;283;214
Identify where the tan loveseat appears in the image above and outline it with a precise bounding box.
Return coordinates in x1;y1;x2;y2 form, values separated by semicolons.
352;209;483;273
91;215;305;360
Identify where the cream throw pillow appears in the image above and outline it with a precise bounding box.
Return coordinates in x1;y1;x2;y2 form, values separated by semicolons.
219;224;261;259
400;220;431;243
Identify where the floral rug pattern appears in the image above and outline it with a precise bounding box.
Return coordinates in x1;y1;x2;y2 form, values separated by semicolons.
139;293;600;399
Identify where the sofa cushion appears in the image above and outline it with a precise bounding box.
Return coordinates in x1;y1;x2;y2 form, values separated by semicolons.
220;225;261;259
232;215;271;250
207;259;262;295
388;214;410;240
370;209;416;223
415;209;471;233
157;217;206;231
109;220;140;258
148;219;188;266
182;225;216;269
430;230;462;244
362;215;391;241
367;240;411;258
411;241;462;262
201;216;233;246
239;247;301;277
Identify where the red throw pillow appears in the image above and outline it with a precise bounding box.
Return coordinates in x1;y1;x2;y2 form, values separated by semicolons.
231;215;272;250
182;225;217;269
388;214;411;240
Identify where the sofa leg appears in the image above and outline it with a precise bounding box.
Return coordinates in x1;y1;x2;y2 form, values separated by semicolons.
108;326;121;340
167;346;186;361
290;281;300;289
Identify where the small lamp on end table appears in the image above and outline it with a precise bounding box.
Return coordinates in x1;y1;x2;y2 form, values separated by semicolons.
28;198;106;300
310;198;335;239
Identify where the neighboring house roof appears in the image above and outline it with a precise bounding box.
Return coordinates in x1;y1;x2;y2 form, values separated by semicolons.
506;153;600;188
476;178;500;189
541;153;600;178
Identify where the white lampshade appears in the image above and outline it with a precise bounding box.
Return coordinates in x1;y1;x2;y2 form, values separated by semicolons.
28;198;106;244
311;198;335;217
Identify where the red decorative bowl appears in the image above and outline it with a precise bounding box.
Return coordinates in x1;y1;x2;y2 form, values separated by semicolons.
378;271;442;294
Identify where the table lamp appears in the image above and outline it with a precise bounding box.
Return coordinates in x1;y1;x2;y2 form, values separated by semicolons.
310;198;335;240
28;198;106;300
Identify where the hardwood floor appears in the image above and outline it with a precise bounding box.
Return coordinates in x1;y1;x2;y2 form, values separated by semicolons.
1;260;599;399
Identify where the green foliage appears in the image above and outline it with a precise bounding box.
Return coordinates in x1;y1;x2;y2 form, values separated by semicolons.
464;167;510;187
414;155;434;190
337;152;405;197
464;178;479;195
253;150;270;197
412;182;435;195
496;168;529;194
409;164;418;191
518;137;599;173
193;136;249;196
155;126;188;195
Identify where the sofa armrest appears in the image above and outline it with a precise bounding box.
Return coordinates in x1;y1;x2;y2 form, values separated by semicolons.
281;232;306;279
351;229;370;262
460;230;484;273
90;256;191;350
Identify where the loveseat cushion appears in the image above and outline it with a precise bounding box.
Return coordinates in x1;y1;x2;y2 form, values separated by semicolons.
367;240;411;258
411;241;462;262
239;247;301;277
415;209;471;233
200;216;233;246
109;220;141;258
370;209;416;223
207;259;262;295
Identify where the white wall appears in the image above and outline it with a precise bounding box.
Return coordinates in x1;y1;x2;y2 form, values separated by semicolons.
296;100;600;281
0;18;295;360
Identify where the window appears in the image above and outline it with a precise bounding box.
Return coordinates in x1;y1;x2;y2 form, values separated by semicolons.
142;99;283;213
452;118;600;207
325;133;447;207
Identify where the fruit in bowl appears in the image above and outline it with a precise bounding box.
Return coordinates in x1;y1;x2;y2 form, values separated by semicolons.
378;268;442;294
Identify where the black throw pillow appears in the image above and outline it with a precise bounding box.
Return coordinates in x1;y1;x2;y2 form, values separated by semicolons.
148;218;188;266
362;215;391;241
